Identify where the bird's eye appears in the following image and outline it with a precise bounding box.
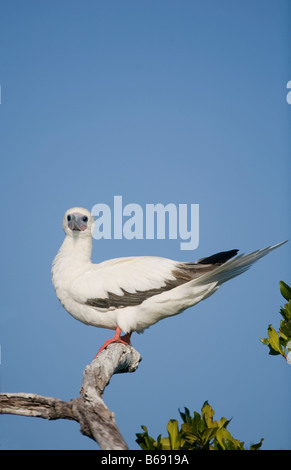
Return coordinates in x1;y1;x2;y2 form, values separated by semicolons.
67;215;71;222
82;216;88;223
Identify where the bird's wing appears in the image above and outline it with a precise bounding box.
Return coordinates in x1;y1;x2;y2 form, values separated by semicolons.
70;250;239;310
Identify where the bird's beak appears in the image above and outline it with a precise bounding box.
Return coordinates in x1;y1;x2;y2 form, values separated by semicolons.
68;213;87;231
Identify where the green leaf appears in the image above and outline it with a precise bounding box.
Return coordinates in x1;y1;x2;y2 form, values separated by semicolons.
250;438;264;450
279;320;291;340
159;437;171;450
202;402;216;428
181;422;192;434
136;425;157;450
156;434;162;449
215;427;229;450
191;411;202;435
262;325;284;355
279;281;291;301
180;427;199;446
280;304;291;322
167;419;181;450
202;426;219;445
218;417;231;429
215;427;244;450
179;407;191;423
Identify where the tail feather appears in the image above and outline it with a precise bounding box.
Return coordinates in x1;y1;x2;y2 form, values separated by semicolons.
193;241;287;287
196;249;239;265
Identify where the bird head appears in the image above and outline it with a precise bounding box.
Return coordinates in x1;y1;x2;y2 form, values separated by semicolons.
62;207;94;237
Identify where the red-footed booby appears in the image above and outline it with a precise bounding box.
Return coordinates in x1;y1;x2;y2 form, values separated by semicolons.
51;207;286;356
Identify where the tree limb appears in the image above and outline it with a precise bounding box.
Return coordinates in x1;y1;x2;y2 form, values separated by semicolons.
0;343;142;450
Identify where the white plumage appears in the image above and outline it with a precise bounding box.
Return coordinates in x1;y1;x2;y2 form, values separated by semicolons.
51;207;286;354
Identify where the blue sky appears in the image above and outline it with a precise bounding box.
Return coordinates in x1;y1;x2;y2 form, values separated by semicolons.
0;0;290;450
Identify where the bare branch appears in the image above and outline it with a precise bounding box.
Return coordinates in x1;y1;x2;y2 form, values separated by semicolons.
0;343;142;450
0;393;77;420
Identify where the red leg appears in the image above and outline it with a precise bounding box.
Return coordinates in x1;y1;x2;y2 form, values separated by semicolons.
95;327;132;358
120;332;132;345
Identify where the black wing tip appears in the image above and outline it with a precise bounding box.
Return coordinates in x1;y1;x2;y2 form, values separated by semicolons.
198;249;239;265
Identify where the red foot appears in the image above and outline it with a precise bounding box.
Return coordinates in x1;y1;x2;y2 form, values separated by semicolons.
94;327;132;358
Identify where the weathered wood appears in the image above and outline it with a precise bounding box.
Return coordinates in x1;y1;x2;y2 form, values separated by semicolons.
0;393;77;420
0;343;142;450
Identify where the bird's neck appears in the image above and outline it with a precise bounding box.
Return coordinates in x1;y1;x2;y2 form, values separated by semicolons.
58;234;93;266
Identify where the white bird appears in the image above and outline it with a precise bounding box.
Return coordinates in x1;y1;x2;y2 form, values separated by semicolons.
52;207;286;356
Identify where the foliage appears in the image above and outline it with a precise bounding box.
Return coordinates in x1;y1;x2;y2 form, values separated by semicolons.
136;401;263;450
260;281;291;363
136;281;289;451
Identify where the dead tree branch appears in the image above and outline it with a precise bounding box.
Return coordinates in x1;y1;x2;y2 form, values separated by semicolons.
0;343;142;450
